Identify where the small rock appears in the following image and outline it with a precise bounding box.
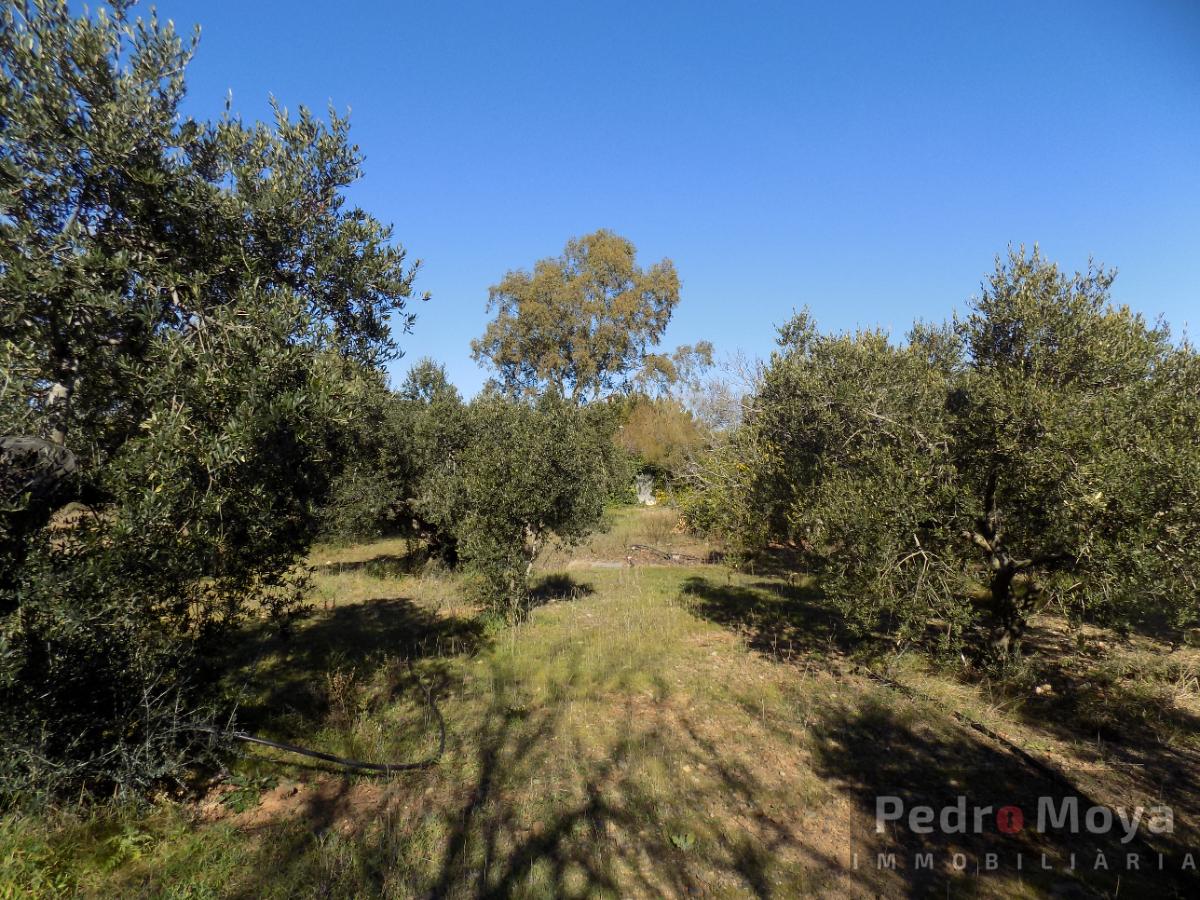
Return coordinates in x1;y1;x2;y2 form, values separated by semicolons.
1034;683;1053;696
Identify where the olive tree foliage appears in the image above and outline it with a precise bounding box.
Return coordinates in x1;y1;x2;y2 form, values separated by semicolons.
313;366;411;544
471;229;682;402
318;358;466;553
320;363;622;615
419;393;622;619
0;1;422;797
709;249;1199;659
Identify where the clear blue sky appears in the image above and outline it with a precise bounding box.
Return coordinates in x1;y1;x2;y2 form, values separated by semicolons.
154;0;1199;395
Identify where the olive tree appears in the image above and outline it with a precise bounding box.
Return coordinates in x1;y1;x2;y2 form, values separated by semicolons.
420;393;619;619
742;249;1198;659
318;358;467;556
0;1;422;796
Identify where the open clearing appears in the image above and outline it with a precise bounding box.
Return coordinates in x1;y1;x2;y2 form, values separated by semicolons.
3;507;1197;898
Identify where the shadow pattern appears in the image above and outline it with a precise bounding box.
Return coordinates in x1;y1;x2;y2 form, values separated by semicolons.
685;573;1200;897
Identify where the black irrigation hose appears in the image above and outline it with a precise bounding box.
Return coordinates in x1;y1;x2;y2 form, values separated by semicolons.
191;658;446;774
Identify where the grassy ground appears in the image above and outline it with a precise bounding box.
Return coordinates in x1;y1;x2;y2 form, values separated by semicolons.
2;507;1198;898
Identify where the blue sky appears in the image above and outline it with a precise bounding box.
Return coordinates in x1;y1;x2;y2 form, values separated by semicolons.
154;0;1199;394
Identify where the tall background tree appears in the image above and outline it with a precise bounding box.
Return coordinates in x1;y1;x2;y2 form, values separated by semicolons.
615;341;717;492
471;229;681;401
0;0;423;797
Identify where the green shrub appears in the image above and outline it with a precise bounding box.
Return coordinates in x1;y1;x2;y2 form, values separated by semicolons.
420;393;618;618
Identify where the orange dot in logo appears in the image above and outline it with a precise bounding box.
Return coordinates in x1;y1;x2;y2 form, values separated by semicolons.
997;805;1024;833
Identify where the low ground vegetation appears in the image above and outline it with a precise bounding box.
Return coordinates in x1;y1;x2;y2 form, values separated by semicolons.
2;507;1197;898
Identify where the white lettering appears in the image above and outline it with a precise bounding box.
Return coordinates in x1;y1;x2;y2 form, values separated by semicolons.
1145;806;1174;835
910;806;934;834
876;797;903;833
1114;806;1143;844
942;796;968;834
973;805;994;833
1038;796;1078;832
1085;806;1113;835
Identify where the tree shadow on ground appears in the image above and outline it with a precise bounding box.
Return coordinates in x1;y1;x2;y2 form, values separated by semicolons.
968;623;1200;818
688;574;1200;805
729;542;809;580
808;692;1199;897
221;596;486;732
1029;626;1200;737
528;572;595;609
311;550;437;578
679;573;875;662
683;574;1200;896
217;650;882;899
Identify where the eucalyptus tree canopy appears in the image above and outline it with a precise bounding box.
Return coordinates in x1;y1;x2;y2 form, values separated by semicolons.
739;248;1198;658
471;229;680;401
0;0;423;795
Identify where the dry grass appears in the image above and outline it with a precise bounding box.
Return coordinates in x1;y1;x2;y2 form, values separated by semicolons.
537;505;712;569
4;507;1199;898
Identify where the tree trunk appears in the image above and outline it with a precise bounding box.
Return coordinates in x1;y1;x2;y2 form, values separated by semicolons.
967;474;1032;659
523;524;542;580
987;565;1026;657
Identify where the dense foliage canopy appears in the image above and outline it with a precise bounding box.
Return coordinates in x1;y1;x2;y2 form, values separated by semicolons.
318;358;626;620
471;230;681;401
421;393;623;618
0;0;422;796
317;359;466;550
693;249;1199;658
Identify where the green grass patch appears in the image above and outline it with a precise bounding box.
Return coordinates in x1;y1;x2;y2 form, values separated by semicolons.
6;508;1199;898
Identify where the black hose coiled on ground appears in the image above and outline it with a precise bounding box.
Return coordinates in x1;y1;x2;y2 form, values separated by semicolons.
192;658;445;774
